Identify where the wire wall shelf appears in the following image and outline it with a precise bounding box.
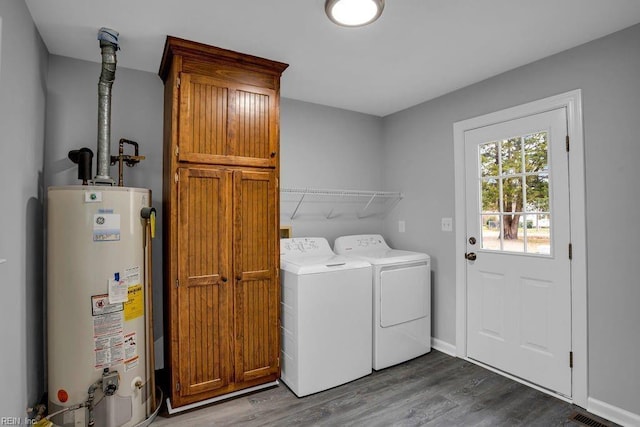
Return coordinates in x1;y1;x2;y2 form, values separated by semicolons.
280;187;403;220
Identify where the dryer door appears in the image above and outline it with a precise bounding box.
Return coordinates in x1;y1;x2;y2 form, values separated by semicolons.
380;264;429;327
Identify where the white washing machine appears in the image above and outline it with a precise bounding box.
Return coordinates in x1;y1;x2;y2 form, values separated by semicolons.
280;237;372;397
334;234;431;370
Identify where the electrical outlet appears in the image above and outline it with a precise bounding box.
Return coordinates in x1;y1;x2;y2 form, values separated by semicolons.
399;220;406;233
441;217;453;232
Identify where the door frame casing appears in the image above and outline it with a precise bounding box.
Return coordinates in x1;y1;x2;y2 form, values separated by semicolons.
453;90;587;407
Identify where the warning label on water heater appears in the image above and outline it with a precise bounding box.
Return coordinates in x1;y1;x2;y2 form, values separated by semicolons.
124;332;138;372
93;305;125;369
91;294;123;316
93;212;120;241
124;284;144;321
95;344;124;369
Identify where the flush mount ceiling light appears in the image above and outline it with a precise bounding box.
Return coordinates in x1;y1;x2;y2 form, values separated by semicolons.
325;0;385;27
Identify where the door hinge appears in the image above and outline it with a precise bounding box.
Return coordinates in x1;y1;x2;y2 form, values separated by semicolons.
175;279;179;288
568;243;573;260
175;146;179;157
174;172;179;183
176;381;181;392
177;76;181;89
569;351;574;368
566;135;570;152
277;357;280;368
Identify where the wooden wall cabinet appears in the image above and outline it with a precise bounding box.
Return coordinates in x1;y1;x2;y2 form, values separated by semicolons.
160;37;288;409
179;74;279;167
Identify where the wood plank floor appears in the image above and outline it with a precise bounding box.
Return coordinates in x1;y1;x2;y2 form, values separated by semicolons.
153;350;615;426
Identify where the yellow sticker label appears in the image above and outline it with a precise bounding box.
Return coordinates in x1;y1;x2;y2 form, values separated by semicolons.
124;284;144;321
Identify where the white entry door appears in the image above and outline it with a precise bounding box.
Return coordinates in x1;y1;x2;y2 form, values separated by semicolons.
464;108;572;397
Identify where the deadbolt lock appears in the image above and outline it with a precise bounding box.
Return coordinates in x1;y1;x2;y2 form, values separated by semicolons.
468;237;476;245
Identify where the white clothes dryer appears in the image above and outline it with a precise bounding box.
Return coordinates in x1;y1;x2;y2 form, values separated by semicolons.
334;234;431;370
280;237;372;397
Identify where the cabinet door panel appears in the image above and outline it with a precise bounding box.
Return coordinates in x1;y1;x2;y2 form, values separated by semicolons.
177;167;232;396
179;73;277;167
234;88;274;161
233;170;279;382
179;74;230;161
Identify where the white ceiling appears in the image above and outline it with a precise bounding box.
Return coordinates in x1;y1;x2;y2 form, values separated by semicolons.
25;0;640;116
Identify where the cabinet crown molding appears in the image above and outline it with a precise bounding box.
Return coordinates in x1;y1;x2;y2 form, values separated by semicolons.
159;36;289;82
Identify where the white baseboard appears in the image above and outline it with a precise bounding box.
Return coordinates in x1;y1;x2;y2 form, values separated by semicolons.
588;397;640;427
431;337;456;357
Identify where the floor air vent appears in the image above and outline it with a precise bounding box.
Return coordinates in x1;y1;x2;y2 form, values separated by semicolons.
569;411;611;427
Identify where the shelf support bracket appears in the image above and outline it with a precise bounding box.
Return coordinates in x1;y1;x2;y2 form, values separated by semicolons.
362;193;378;212
290;190;307;220
357;193;378;218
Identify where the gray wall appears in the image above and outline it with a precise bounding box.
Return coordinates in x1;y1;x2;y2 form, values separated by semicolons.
0;0;48;417
382;23;640;415
45;55;165;366
280;98;386;243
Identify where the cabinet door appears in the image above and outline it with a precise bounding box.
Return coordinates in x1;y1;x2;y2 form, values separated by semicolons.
177;167;233;397
179;73;278;167
233;169;280;382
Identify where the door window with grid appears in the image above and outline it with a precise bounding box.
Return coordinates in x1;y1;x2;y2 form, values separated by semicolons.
479;132;551;255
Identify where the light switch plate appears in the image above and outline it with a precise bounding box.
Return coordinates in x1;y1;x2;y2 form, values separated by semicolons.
399;220;406;233
442;217;453;232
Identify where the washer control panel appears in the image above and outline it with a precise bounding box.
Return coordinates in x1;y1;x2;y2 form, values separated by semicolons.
281;238;333;256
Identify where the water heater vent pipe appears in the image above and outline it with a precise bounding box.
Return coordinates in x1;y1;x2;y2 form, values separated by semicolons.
95;27;119;184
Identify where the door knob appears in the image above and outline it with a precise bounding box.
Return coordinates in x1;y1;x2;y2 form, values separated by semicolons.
465;252;477;261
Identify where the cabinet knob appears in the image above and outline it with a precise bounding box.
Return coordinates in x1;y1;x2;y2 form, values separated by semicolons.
270;151;277;158
221;277;228;283
236;276;242;281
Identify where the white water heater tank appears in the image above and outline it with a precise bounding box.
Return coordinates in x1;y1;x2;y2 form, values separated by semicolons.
48;186;153;427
